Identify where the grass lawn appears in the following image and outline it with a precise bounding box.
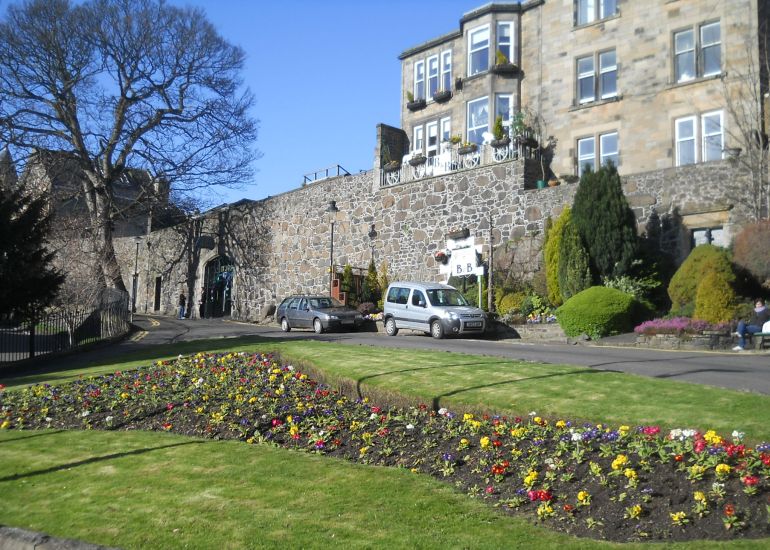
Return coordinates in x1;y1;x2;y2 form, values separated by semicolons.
2;339;770;547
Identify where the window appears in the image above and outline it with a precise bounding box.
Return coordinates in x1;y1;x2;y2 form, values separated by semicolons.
467;97;489;145
675;116;696;166
413;126;424;153
675;111;724;166
468;25;489;76
440;117;452;143
702;111;723;162
576;0;617;26
426;121;439;157
577;49;617;104
427;55;439;98
495;94;512;128
577;132;619;175
497;22;514;63
599;50;617;99
411;290;426;307
692;227;727;247
600;132;619;167
414;60;425;100
577;137;596;175
674;22;720;83
441;50;452;91
577;56;595;103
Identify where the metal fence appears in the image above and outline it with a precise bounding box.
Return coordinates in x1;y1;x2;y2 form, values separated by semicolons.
0;289;130;365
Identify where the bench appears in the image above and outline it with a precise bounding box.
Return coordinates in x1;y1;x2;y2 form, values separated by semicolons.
753;332;770;350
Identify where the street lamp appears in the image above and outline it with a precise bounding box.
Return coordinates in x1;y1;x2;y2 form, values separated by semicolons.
367;223;377;261
132;236;141;314
326;200;339;295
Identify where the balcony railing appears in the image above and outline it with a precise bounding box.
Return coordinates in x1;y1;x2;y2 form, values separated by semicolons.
381;138;540;187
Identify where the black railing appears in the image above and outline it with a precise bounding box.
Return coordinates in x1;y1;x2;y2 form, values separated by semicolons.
302;164;351;185
0;289;130;365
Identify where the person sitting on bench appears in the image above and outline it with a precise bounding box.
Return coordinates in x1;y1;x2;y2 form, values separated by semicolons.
733;298;770;351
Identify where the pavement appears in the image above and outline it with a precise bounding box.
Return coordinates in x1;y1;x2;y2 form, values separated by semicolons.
0;526;118;550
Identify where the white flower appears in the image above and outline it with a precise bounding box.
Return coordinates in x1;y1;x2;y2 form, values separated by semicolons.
287;365;294;371
571;430;582;442
406;424;414;430
81;410;90;417
45;417;52;423
438;408;448;416
370;413;379;420
178;354;183;359
732;430;745;440
529;411;537;417
105;416;114;424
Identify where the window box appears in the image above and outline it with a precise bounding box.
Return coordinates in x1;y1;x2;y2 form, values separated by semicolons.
490;62;519;76
458;144;478;155
408;154;427;167
491;137;511;148
432;90;452;103
406;98;426;112
383;161;401;173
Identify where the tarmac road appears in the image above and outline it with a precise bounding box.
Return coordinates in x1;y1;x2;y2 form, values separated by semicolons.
120;315;770;395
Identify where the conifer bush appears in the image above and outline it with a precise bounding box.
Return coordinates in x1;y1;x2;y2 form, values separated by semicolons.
497;291;527;315
557;221;592;300
556;286;638;339
544;207;570;306
693;270;736;324
668;245;735;315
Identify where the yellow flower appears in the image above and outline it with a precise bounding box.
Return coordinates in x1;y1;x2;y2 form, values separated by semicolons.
523;470;539;488
704;430;722;445
715;463;731;477
120;392;130;399
555;420;566;429
693;491;706;503
670;511;687;525
624;468;637;480
577;491;590;504
611;454;629;470
463;413;474;422
618;425;630;436
359;446;369;456
0;420;10;430
480;436;491;449
626;504;642;519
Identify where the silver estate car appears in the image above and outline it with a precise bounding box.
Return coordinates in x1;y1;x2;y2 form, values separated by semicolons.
276;295;364;334
382;282;486;339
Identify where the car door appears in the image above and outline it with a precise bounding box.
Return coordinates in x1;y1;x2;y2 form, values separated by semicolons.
286;297;302;327
295;297;312;328
409;289;430;332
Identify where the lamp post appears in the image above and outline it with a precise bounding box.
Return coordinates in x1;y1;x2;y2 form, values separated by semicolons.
132;236;141;314
326;200;339;295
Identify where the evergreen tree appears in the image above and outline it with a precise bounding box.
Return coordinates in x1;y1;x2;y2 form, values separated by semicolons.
544;207;571;306
571;164;638;280
0;185;64;321
364;258;380;303
558;220;592;300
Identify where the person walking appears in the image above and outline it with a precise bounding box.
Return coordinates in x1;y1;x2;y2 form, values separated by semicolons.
733;298;770;351
178;292;187;320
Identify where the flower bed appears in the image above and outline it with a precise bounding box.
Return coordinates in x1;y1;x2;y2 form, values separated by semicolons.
2;352;769;543
634;318;733;350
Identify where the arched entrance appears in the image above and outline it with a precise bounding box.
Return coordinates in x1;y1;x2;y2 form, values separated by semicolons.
202;256;233;318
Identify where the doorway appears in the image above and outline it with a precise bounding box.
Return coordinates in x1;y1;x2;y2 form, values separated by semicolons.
202;256;234;318
153;276;162;311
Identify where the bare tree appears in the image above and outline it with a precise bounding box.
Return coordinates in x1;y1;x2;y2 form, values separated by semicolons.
0;0;258;291
722;16;769;220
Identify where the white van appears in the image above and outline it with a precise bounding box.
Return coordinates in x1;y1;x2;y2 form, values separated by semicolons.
382;282;486;339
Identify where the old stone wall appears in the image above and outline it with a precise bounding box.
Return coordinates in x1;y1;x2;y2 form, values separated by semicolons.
118;156;755;322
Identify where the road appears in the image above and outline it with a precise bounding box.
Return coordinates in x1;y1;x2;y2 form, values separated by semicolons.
120;315;770;395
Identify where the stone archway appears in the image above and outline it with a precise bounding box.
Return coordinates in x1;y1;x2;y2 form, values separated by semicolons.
202;256;234;318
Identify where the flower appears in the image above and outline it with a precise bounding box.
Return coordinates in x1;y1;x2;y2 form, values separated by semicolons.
715;463;731;477
577;491;591;505
611;454;629;470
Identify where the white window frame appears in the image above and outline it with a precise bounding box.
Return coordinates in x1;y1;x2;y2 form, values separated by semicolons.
427;55;439;99
413;125;424;154
675;116;696;166
468;25;490;76
414;60;425;100
495;93;513;137
440;117;452;144
599;49;617;99
577;0;595;26
467;96;489;145
496;22;514;64
441;50;452;92
577;55;595;104
426;121;439;157
600;132;619;167
674;28;695;83
599;0;617;19
577;137;596;175
701;110;724;162
700;21;721;77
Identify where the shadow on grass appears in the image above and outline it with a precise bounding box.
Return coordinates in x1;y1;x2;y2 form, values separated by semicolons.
0;439;205;482
0;430;67;444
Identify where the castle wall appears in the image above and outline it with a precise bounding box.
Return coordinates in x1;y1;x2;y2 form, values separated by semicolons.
117;156;756;322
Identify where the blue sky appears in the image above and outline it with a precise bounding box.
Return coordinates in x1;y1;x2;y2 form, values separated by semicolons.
180;0;502;205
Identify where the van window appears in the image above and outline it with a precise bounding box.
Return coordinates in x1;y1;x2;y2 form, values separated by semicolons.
411;290;426;306
387;286;410;305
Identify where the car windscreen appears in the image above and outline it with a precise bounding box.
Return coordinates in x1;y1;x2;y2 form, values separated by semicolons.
309;297;343;309
426;289;469;306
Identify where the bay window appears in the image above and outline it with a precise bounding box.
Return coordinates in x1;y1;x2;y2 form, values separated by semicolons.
467;97;489;145
468;25;489;76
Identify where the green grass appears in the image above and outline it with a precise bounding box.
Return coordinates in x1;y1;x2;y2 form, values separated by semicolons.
3;339;770;547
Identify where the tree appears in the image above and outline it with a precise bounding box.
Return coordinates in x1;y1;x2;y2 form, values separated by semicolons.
363;257;380;303
0;185;64;321
557;220;592;300
668;244;735;315
571;164;637;280
733;220;770;288
544;207;570;306
0;0;258;291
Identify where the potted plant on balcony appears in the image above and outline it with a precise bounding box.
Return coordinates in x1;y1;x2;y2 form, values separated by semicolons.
406;91;426;112
458;142;478;155
490;50;519;76
490;115;511;148
383;160;401;172
408;153;427;167
432;89;452;103
450;134;462;145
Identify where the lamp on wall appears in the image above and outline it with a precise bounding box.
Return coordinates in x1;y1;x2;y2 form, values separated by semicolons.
367;223;377;261
132;236;141;314
326;200;340;294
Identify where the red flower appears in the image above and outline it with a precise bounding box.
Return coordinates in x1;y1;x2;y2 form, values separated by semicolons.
724;503;736;517
492;439;502;448
742;475;760;486
563;504;575;513
761;453;770;467
166;402;174;410
674;454;683;462
694;440;707;453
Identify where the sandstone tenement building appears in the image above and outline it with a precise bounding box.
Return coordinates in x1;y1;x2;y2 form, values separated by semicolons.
104;0;768;321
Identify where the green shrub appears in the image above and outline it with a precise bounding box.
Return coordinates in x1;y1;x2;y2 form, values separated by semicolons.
558;221;592;300
733;220;770;287
556;286;638;339
694;271;736;323
545;208;570;306
668;245;735;314
497;291;527;315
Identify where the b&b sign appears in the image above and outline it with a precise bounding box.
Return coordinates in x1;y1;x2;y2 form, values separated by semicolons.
451;247;483;276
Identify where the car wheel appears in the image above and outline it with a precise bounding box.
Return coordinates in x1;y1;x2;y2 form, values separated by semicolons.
313;318;324;334
430;320;444;339
385;317;398;336
280;318;291;332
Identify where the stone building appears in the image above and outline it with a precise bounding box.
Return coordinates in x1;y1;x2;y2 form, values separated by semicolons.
111;0;767;321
